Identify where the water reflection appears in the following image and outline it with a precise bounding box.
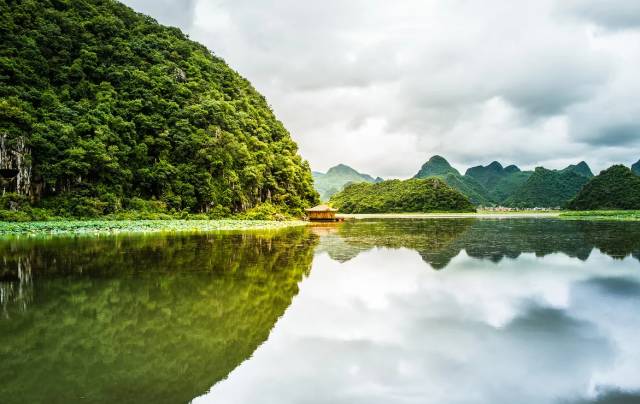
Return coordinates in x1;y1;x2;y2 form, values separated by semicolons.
0;228;317;404
314;219;640;269
198;219;640;404
2;219;640;404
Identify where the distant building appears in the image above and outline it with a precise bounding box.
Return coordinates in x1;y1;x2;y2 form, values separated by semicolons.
305;205;342;222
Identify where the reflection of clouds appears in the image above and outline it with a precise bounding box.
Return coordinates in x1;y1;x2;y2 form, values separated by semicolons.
197;247;640;404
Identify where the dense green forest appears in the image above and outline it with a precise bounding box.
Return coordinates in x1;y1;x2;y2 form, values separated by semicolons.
323;156;640;211
313;164;382;201
464;161;533;203
408;156;595;208
503;167;590;208
465;161;519;190
329;178;475;213
567;165;640;210
0;0;318;219
560;161;594;178
412;156;492;205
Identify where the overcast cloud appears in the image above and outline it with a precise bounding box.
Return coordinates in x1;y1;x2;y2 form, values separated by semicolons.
122;0;640;178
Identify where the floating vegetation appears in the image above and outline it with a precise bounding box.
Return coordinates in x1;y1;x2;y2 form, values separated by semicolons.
560;211;640;221
0;220;307;238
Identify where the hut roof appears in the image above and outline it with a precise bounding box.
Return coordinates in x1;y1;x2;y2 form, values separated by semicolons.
305;204;338;212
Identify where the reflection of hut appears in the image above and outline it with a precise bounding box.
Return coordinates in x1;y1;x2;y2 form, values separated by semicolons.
305;205;343;222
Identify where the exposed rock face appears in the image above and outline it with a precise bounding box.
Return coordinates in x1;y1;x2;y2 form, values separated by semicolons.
0;134;31;196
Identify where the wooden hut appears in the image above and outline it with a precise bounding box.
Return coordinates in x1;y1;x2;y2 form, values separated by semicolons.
305;205;342;222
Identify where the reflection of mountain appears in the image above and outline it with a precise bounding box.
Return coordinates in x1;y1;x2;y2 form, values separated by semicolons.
314;220;474;269
0;228;317;404
316;219;640;269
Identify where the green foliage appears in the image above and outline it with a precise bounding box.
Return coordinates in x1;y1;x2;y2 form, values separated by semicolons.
435;172;493;206
504;167;590;208
235;202;293;221
329;178;476;213
489;171;532;203
0;218;306;237
464;162;535;204
412;157;596;207
465;161;510;190
414;155;460;177
413;156;492;205
561;161;594;178
313;164;381;201
560;210;640;221
0;0;318;218
567;165;640;210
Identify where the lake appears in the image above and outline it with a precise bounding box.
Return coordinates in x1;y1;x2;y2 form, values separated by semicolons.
1;218;639;404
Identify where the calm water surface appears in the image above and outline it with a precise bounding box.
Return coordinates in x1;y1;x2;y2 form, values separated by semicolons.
1;219;639;404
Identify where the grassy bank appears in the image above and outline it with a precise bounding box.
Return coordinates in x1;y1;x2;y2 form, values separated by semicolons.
0;220;307;237
559;210;640;221
339;211;561;219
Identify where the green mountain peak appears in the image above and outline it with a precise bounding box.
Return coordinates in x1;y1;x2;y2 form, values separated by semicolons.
414;155;460;178
313;164;381;201
568;165;640;210
504;165;521;174
562;161;594;178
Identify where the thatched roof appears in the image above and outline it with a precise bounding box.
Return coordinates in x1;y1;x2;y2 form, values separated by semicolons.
305;204;338;212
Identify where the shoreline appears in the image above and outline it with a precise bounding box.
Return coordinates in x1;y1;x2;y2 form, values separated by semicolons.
338;212;562;219
2;210;638;237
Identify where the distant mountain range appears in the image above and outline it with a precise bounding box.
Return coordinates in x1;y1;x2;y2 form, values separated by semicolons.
313;164;383;201
318;156;639;208
413;156;595;208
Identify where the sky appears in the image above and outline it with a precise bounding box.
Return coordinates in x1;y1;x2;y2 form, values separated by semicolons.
121;0;640;178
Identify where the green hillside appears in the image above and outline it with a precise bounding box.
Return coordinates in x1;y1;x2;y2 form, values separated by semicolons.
465;161;511;190
490;171;532;203
0;0;317;218
313;164;382;201
465;161;533;204
504;167;590;208
434;172;493;206
414;156;492;205
329;178;475;213
414;155;460;177
567;165;640;210
632;160;640;175
561;161;594;178
561;161;593;178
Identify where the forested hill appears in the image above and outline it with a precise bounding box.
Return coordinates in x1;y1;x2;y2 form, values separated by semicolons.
413;156;492;205
313;164;382;201
329;178;475;213
632;160;640;175
411;156;597;208
503;167;590;208
0;0;318;217
567;165;640;210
